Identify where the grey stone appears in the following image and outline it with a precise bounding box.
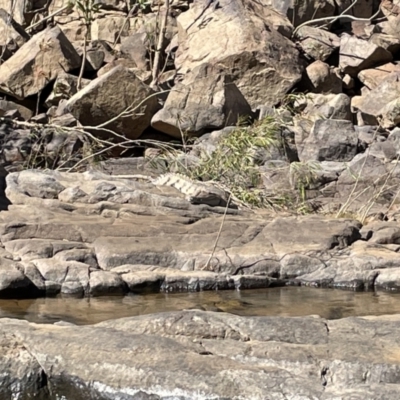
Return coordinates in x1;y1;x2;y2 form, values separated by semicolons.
299;119;358;162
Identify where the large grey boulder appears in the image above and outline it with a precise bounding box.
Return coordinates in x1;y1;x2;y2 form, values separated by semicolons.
299;119;358;162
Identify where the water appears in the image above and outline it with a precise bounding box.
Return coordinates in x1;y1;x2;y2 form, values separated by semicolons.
1;287;400;325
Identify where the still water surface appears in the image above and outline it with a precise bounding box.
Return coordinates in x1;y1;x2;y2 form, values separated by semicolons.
1;287;400;325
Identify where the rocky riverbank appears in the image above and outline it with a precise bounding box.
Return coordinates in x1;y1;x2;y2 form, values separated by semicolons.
2;0;400;398
2;310;400;399
0;164;400;298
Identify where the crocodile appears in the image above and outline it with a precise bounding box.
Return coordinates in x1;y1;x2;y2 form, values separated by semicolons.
110;172;241;209
151;173;234;208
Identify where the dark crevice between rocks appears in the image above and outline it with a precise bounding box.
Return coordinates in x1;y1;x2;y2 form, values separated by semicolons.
320;366;329;387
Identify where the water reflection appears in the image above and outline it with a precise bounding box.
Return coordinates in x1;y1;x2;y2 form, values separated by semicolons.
0;287;399;325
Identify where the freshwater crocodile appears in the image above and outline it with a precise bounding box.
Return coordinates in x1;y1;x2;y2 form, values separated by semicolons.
111;172;242;209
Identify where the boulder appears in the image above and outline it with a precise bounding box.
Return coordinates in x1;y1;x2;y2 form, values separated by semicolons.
296;26;340;61
299;119;358;162
305;61;342;93
175;0;303;108
151;67;253;138
0;26;81;100
335;154;388;199
0;0;25;25
64;66;160;140
0;100;33;121
339;34;393;76
296;93;352;122
90;15;129;43
0;8;29;58
358;62;400;90
355;72;400;126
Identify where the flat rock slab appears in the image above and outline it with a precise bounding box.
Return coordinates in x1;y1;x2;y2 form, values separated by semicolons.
1;310;400;399
0;169;398;296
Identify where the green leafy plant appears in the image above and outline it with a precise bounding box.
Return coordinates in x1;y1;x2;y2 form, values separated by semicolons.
157;117;281;208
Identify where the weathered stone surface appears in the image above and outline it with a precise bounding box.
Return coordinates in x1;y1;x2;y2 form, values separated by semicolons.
355;72;400;126
370;33;400;54
45;73;90;108
0;169;377;297
299;119;358;162
64;66;160;140
295;240;400;289
0;100;33;121
151;68;253;138
0;8;29;57
0;0;26;25
296;93;352;122
296;26;340;61
339;34;393;76
2;310;400;399
0;330;50;399
304;61;342;94
335;154;388;199
175;0;303;108
358;62;400;89
120;33;150;70
91;15;129;43
0;26;81;99
380;98;400;129
3;166;400;297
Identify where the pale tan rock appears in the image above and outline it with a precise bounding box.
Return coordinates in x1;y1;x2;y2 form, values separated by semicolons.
64;66;160;140
0;9;29;56
297;93;352;122
380;98;400;129
305;61;342;94
0;26;81;100
151;67;252;138
370;33;400;54
342;74;354;90
296;26;340;61
339;33;393;76
91;15;129;43
0;0;25;25
55;18;86;42
356;72;400;126
175;0;302;108
358;63;400;89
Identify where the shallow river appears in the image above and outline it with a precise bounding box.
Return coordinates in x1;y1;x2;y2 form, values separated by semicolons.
1;287;400;325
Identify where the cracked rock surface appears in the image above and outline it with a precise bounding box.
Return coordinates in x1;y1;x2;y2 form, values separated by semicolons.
2;310;400;399
0;169;399;296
